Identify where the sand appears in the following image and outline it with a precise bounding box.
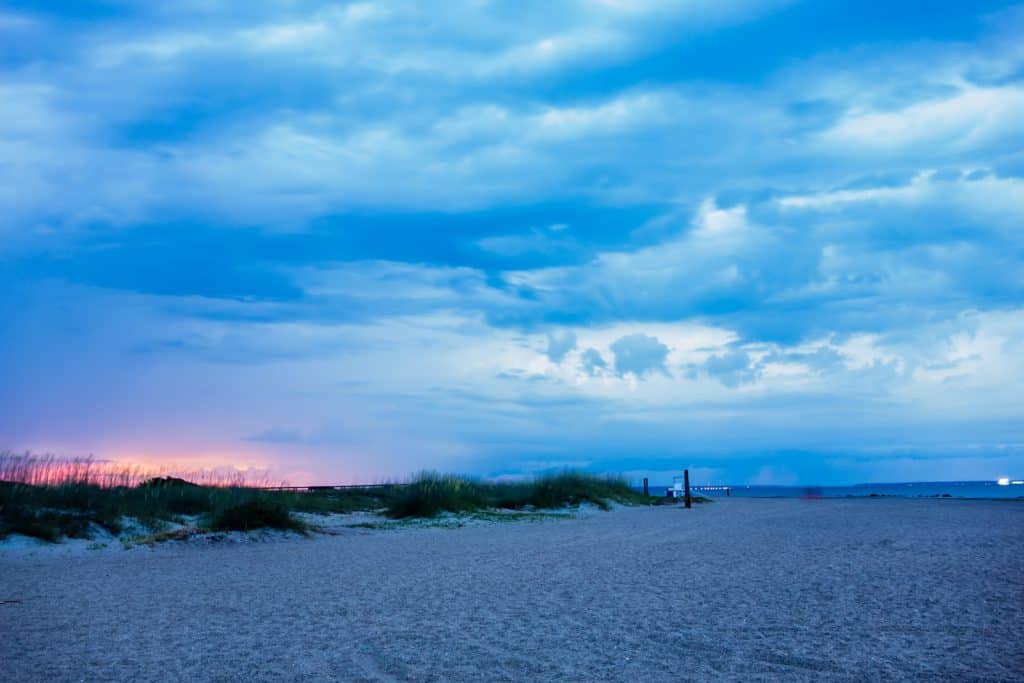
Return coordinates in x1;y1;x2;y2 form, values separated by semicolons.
2;498;1022;681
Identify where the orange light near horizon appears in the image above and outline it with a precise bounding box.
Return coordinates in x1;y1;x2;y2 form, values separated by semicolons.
0;452;286;488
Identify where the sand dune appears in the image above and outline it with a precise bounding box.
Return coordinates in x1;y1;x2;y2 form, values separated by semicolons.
2;498;1022;681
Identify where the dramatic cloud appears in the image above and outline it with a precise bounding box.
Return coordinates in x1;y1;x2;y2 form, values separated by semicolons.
693;350;760;388
609;333;670;377
1;0;1022;483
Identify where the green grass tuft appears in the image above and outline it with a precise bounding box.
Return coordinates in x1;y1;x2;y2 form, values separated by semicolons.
207;500;306;533
384;470;666;519
386;472;488;518
0;504;95;542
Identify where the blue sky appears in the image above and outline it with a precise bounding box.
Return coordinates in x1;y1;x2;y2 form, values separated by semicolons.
1;0;1023;485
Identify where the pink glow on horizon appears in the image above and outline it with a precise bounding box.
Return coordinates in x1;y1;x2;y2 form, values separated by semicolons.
97;443;394;486
0;453;287;488
8;439;394;487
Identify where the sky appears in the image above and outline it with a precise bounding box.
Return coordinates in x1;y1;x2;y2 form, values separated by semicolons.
1;0;1023;486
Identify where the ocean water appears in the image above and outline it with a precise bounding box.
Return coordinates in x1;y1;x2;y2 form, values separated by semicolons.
641;480;1024;499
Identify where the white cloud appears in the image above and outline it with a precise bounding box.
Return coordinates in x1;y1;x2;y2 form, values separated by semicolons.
693;197;748;234
0;84;162;237
238;21;328;49
481;28;631;76
822;84;1024;152
529;91;677;140
776;170;1024;235
95;33;216;66
503;197;769;325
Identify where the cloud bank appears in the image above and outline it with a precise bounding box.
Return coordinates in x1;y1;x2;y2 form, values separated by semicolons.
1;0;1023;483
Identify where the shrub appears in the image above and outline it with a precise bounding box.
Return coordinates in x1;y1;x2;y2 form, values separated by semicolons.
207;500;306;533
0;504;96;542
139;476;198;488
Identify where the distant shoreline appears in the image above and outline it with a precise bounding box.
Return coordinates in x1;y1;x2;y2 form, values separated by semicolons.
639;480;1024;500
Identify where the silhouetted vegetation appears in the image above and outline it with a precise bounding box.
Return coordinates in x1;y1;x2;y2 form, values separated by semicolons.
139;476;199;489
384;470;672;518
208;500;306;533
0;479;385;542
0;452;680;542
0;500;104;542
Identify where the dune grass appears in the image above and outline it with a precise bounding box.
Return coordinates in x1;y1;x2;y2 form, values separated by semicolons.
384;470;671;518
0;452;683;542
0;479;395;542
207;500;307;533
0;452;407;541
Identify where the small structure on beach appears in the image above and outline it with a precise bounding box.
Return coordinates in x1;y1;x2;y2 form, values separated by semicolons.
667;475;685;498
666;472;693;508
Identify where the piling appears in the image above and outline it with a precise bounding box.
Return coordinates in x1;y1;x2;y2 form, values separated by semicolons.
684;469;692;509
643;477;649;496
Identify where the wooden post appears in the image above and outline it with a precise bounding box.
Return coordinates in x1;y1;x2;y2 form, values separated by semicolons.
643;477;649;496
684;469;692;509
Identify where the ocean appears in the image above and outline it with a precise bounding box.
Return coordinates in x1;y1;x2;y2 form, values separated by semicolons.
641;480;1024;499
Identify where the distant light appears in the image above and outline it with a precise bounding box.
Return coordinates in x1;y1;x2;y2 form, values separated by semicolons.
997;478;1010;486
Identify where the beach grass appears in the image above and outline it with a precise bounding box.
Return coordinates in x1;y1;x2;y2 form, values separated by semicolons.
0;478;380;542
384;470;670;518
208;500;308;533
0;452;681;542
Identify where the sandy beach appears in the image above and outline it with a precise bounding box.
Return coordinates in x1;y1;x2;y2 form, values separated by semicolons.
2;498;1022;681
